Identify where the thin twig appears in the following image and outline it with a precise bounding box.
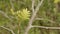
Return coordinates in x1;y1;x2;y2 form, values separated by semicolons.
35;18;56;23
0;26;15;34
10;0;14;9
24;0;44;34
32;26;60;29
32;0;35;13
0;10;13;21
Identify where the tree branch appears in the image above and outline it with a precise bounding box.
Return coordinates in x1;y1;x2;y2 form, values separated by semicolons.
32;26;60;29
32;0;35;13
24;0;44;34
35;18;56;23
0;10;13;21
10;0;14;9
0;26;15;34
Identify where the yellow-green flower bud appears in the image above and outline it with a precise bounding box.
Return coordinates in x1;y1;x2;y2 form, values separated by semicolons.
16;8;30;20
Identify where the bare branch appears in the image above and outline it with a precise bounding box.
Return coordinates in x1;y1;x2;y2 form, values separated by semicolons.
24;0;44;34
0;10;13;21
29;0;44;26
35;18;56;23
0;26;15;34
24;25;32;34
32;26;60;29
10;0;14;9
32;0;35;13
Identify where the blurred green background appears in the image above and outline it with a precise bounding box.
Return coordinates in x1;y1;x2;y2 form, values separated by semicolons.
0;0;60;34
